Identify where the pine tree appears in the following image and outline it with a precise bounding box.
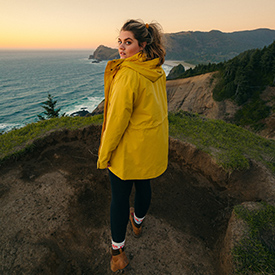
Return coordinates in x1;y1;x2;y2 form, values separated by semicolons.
37;93;64;120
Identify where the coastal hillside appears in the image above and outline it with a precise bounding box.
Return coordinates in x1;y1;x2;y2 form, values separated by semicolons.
92;73;231;119
166;74;275;139
90;28;275;63
92;71;274;139
164;28;275;63
168;40;275;136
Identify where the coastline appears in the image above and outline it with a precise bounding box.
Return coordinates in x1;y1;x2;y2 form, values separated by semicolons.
164;60;195;70
0;51;194;134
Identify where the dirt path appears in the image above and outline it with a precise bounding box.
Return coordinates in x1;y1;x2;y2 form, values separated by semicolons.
0;125;237;274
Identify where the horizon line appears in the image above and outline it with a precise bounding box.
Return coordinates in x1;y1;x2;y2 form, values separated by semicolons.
1;27;274;51
0;48;96;51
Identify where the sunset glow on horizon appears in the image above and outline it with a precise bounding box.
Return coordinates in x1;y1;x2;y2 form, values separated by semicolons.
1;0;275;51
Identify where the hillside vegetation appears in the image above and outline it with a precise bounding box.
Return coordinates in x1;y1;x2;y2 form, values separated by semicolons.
164;28;275;63
173;41;275;130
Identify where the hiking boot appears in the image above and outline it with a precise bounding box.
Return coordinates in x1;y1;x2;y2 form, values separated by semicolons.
129;207;142;238
110;248;129;272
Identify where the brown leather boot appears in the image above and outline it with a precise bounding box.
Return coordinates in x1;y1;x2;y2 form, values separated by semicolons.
110;247;129;272
129;207;142;238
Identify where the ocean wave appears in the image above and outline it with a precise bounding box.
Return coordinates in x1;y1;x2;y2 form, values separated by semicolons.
89;71;105;78
0;123;24;133
0;83;18;89
64;96;104;116
162;64;173;76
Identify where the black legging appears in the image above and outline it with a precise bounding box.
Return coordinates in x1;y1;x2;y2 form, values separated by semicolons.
109;170;151;243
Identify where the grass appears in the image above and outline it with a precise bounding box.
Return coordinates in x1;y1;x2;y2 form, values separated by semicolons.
1;111;275;175
233;202;275;274
168;111;275;173
0;115;103;163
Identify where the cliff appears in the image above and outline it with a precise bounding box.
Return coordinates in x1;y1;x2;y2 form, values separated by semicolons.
166;72;238;120
166;63;185;80
90;45;119;60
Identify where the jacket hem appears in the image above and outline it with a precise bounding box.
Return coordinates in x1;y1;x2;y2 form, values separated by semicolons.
108;166;167;181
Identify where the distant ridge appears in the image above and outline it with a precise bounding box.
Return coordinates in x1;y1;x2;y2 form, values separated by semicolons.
91;28;275;64
164;28;275;63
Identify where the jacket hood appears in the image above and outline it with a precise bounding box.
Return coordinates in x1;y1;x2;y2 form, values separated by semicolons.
109;52;165;83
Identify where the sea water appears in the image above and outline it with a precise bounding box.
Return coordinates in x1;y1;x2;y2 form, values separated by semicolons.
0;50;173;133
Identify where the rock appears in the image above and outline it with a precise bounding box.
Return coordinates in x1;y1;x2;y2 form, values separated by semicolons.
88;99;104;116
88;56;102;63
91;45;119;60
167;63;185;80
84;100;104;117
70;108;90;117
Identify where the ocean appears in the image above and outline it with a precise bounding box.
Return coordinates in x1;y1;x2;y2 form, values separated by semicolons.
0;50;173;133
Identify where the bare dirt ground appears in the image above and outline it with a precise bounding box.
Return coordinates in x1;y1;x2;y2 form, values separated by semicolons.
0;125;273;274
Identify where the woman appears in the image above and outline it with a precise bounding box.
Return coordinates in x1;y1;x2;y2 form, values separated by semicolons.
97;19;168;272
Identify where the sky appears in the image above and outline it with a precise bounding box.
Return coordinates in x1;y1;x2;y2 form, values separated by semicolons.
1;0;275;50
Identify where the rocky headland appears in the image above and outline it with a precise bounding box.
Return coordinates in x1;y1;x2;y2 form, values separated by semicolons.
89;45;119;61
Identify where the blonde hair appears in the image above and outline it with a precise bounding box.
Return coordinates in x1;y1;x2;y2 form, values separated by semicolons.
121;19;166;66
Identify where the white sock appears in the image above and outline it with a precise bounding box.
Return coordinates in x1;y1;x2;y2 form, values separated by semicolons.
134;213;145;225
112;240;125;250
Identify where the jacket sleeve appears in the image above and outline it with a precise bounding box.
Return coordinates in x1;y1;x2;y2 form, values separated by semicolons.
97;70;138;169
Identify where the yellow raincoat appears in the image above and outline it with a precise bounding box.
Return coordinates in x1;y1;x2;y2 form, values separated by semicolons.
97;52;168;180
